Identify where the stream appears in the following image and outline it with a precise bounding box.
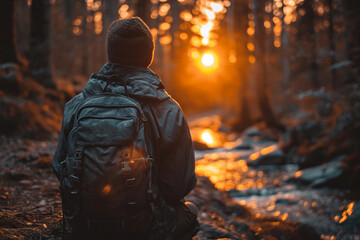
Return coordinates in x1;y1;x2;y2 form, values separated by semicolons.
189;113;359;240
194;138;359;240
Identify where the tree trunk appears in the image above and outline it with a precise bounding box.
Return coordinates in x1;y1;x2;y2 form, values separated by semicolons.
63;0;75;25
136;0;150;25
342;0;360;83
233;0;254;131
302;0;318;88
281;15;290;87
104;0;119;32
29;0;55;89
80;0;89;75
254;0;284;131
327;0;337;88
0;0;26;66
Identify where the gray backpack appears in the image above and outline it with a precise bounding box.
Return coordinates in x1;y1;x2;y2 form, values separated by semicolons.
60;75;156;234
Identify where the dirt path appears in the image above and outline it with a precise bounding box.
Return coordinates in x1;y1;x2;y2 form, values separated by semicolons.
0;138;61;239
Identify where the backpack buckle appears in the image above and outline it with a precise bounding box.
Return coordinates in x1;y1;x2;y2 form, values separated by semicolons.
147;189;157;202
121;161;132;174
146;157;154;165
125;178;136;186
74;150;82;160
73;160;81;172
70;188;79;195
70;174;80;184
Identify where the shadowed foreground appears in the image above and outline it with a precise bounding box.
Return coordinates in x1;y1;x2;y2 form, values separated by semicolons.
0;138;317;240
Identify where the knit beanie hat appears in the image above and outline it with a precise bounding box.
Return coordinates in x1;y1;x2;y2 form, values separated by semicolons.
106;17;154;68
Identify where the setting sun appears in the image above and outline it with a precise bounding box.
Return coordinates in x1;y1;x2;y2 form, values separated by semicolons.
193;51;219;73
202;53;215;67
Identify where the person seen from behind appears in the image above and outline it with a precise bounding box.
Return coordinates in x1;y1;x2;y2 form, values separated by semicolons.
52;17;199;240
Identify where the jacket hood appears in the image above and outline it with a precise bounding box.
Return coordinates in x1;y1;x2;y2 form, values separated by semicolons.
83;63;170;101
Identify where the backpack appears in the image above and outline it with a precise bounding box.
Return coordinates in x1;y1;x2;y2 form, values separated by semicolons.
59;75;157;235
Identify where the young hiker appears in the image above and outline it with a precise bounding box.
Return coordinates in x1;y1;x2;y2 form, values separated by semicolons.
52;17;199;240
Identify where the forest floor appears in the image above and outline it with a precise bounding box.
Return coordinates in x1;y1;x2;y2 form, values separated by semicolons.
0;114;359;240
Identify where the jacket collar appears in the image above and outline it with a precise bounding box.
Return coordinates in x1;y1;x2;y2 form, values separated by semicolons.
98;63;155;77
83;63;169;101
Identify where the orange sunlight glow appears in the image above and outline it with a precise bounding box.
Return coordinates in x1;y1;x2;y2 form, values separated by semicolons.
335;201;355;224
229;50;237;63
192;51;218;73
281;213;289;221
196;156;249;191
205;9;216;20
101;184;112;195
200;129;216;147
200;21;214;38
210;2;224;13
202;53;215;67
180;10;193;21
249;55;256;64
249;152;260;161
187;1;232;70
260;145;277;155
202;38;210;46
295;170;302;178
249;145;277;161
186;0;233;71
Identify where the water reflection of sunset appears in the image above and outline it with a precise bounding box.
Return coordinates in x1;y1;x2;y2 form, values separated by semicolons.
195;151;274;192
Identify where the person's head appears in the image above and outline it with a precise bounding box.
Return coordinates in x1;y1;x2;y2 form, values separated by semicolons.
106;17;154;68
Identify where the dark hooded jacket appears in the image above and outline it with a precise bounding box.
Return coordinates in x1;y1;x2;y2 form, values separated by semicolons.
52;63;197;203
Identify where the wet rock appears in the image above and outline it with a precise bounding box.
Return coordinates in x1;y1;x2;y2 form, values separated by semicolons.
233;142;253;150
331;111;360;136
255;220;321;240
340;202;360;231
229;188;277;198
248;149;285;166
278;127;293;152
283;121;324;150
281;108;360;189
349;162;360;191
228;220;250;232
225;202;251;218
294;161;346;187
244;127;262;137
296;141;328;169
275;198;298;205
298;223;322;240
199;223;239;239
193;140;212;151
329;155;347;163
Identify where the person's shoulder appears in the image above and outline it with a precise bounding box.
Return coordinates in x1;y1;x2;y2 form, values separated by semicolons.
154;95;184;114
149;96;187;128
64;93;84;111
63;93;85;123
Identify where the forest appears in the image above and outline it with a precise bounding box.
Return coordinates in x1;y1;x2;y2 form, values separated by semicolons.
0;0;359;239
